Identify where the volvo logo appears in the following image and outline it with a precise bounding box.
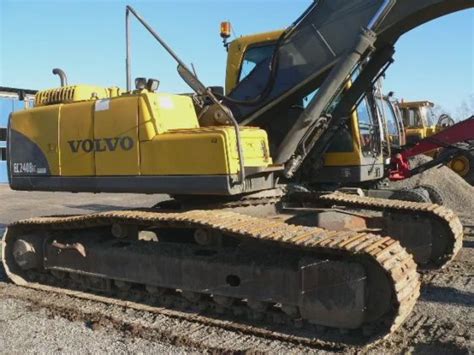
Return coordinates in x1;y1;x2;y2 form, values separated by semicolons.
68;136;134;153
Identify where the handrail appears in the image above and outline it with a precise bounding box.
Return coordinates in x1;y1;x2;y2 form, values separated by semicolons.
124;6;246;187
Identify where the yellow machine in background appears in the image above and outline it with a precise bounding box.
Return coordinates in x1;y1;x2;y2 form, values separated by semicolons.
398;101;442;144
398;100;473;184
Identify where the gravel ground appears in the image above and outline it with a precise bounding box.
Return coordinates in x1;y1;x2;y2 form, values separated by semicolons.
388;155;474;214
0;183;473;353
0;298;192;354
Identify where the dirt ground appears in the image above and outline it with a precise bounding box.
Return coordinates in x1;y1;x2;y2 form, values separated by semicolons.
0;184;472;353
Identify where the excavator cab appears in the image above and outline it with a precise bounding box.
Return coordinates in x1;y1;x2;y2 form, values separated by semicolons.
225;30;388;184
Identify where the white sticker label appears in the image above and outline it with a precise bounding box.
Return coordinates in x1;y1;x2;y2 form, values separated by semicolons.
13;162;36;174
159;96;174;109
13;162;48;175
95;99;110;111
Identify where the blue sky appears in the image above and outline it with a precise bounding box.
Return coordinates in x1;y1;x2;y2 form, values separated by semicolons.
1;0;473;117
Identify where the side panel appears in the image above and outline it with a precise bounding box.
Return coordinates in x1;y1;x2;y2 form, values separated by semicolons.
227;128;272;167
140;127;272;176
140;131;231;175
138;95;158;142
138;93;199;141
94;97;140;176
59;101;95;176
154;94;199;132
9;105;60;176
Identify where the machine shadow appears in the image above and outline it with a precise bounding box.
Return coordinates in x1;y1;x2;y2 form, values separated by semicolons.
421;285;473;307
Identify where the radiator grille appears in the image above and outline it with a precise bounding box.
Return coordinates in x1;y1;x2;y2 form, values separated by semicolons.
35;85;115;106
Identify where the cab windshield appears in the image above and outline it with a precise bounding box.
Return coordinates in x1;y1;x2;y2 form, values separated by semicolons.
239;44;276;83
400;107;424;128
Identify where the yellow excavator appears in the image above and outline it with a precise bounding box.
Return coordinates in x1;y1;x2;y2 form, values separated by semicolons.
398;100;474;184
3;0;472;342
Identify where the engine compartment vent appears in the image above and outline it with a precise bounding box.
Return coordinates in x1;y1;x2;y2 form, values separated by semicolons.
35;85;120;106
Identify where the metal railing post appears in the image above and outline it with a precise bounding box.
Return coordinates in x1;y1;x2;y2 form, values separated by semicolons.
124;6;246;187
126;8;132;91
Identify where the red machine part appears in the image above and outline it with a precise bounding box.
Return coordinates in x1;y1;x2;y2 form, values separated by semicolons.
390;116;474;180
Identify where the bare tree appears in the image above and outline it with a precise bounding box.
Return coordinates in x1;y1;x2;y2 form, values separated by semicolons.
455;94;474;121
431;104;452;119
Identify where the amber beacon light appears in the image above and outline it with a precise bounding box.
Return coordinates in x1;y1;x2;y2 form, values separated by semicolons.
220;21;231;39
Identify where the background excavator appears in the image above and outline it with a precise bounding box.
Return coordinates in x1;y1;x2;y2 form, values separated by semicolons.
3;0;473;343
398;100;474;184
399;101;449;144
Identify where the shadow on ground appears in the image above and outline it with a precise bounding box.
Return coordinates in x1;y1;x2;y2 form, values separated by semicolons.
64;204;129;212
412;340;469;355
463;240;474;248
421;285;473;307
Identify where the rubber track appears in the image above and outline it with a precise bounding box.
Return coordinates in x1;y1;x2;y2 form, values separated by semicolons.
316;192;464;267
4;209;420;341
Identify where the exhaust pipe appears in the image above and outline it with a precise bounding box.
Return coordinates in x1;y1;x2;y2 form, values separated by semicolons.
52;68;68;87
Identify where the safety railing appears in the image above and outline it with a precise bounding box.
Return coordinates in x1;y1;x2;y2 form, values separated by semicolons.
125;6;246;186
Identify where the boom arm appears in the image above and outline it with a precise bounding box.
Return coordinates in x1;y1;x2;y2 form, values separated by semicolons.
224;0;392;121
225;0;472;123
390;116;474;180
218;0;472;177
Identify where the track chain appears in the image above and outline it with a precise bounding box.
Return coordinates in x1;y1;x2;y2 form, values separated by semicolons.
294;191;464;267
176;190;464;268
4;208;420;343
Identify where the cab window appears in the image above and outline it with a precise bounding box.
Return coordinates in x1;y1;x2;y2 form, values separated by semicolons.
326;124;354;153
357;96;379;155
376;97;401;146
239;44;276;83
401;108;423;128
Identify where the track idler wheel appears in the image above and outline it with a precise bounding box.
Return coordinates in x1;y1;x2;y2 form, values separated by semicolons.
12;237;41;270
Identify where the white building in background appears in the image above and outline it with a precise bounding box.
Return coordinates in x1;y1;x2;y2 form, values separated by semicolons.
0;87;37;183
